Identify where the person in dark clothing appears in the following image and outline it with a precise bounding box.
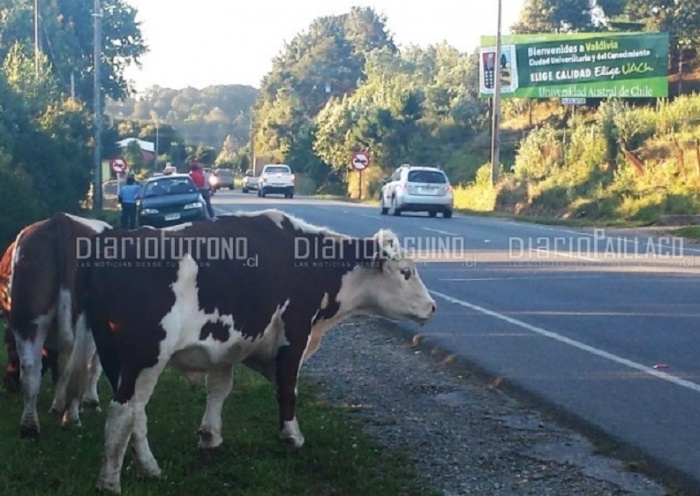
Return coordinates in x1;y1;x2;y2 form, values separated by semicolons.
189;161;215;218
118;174;140;229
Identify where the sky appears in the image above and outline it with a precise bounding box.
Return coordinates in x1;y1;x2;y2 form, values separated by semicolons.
123;0;525;92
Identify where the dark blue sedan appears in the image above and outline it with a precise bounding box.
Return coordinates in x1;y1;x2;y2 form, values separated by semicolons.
138;174;209;228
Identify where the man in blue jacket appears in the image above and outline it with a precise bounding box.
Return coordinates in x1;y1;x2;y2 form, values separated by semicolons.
118;174;141;229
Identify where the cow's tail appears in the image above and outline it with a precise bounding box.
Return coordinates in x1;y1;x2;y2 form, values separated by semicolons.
75;236;121;393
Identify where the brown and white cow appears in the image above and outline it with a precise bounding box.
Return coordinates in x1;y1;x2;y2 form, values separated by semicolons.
8;212;110;438
77;209;436;493
1;240;61;393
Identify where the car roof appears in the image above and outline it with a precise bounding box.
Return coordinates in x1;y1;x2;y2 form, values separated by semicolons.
143;173;192;183
263;164;291;168
401;165;444;172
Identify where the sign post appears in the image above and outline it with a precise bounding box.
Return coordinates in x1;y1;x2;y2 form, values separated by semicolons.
110;157;128;199
351;151;370;200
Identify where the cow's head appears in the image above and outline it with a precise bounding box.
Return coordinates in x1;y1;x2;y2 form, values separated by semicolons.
355;229;436;324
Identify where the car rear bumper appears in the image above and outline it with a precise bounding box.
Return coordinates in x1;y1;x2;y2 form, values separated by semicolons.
139;208;208;228
396;193;453;211
261;185;294;194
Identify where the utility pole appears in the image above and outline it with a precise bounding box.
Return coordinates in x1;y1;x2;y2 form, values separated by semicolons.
34;0;40;77
249;112;256;174
93;0;103;210
489;0;503;186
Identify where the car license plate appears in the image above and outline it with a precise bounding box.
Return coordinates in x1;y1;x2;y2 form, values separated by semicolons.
419;186;437;195
164;213;181;221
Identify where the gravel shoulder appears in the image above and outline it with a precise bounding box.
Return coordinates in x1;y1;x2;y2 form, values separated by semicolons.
302;316;672;496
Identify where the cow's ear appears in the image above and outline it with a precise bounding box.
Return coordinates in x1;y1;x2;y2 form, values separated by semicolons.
373;229;399;259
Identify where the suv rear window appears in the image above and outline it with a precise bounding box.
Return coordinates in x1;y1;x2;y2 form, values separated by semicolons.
407;170;447;184
265;166;291;174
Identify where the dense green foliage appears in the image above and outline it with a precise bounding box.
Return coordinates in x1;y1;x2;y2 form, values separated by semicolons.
245;1;700;200
105;84;258;168
0;0;146;248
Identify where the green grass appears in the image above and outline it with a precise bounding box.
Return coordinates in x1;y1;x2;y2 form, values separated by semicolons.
0;323;435;496
671;226;700;240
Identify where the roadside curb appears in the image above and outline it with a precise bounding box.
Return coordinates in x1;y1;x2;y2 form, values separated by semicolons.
377;317;700;496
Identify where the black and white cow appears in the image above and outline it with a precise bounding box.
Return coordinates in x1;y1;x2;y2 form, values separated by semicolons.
77;209;436;493
8;212;109;438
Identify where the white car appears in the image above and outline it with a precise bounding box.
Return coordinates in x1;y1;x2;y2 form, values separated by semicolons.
380;164;453;218
241;170;259;193
258;164;295;199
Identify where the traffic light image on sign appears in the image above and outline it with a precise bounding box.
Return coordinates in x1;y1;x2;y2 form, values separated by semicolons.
479;44;519;95
482;52;495;89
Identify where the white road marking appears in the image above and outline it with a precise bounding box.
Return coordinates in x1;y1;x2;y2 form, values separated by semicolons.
359;214;378;219
535;248;599;262
430;289;700;394
423;227;458;236
440;276;603;282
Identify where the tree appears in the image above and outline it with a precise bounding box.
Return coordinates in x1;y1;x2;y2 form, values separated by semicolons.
0;0;147;103
512;0;594;33
106;84;257;151
215;134;237;167
253;7;396;176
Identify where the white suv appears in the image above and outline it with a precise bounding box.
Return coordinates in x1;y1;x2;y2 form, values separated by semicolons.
258;164;295;198
380;165;453;218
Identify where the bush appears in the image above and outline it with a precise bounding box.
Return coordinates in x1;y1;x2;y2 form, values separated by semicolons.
512;124;562;181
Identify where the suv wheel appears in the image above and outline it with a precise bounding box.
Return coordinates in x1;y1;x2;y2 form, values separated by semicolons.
380;197;388;215
390;197;401;216
443;210;453;219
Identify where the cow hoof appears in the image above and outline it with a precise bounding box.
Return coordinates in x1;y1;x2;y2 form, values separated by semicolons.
82;399;102;413
197;428;223;450
96;479;121;494
278;433;305;448
19;424;40;440
61;416;82;430
136;465;162;480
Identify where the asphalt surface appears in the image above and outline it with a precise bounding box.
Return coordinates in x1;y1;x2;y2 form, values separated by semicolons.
213;190;700;492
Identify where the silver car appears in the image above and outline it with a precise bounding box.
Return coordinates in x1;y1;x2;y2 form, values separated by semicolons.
380;165;454;218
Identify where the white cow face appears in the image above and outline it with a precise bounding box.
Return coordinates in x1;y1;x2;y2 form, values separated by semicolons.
361;230;436;323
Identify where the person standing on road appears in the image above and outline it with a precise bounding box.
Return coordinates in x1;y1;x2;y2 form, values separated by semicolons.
118;174;140;229
189;161;215;218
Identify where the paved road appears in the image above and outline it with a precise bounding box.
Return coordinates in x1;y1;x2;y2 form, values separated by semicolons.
213;191;700;491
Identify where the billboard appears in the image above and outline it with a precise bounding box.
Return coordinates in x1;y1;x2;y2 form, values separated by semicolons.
479;32;669;99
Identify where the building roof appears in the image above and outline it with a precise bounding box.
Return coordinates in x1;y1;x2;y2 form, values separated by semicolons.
116;138;155;153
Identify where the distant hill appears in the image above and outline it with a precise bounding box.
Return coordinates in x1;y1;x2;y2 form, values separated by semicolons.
106;84;258;150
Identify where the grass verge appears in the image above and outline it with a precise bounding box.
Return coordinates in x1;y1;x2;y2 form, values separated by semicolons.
670;226;700;241
0;323;435;496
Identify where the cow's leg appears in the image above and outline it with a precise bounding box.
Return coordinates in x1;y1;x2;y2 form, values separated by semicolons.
3;325;21;393
17;324;49;439
48;348;71;415
57;313;94;429
197;366;234;449
82;350;103;412
98;363;165;494
49;288;76;418
129;366;164;481
275;338;308;448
